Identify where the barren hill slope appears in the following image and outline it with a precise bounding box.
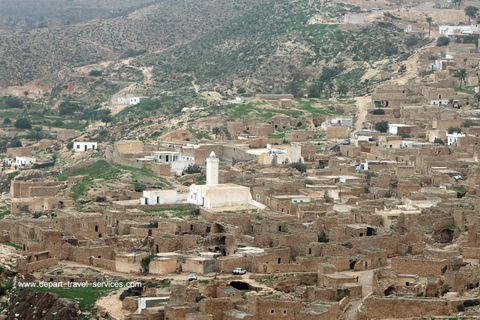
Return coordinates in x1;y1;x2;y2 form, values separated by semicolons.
0;0;266;86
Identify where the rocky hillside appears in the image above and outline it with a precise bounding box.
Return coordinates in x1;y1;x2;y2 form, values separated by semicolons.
0;0;267;86
137;0;424;96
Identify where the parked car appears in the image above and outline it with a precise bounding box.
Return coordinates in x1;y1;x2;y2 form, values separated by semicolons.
342;138;350;145
188;272;197;281
233;268;247;275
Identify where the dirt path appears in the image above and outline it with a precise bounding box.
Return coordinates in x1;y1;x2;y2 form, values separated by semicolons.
96;287;128;320
352;96;370;139
391;40;437;86
341;269;375;320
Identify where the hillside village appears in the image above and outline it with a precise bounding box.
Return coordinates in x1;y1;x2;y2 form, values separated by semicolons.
4;0;480;320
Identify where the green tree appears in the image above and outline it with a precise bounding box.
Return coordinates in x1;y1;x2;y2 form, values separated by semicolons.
448;126;462;134
336;82;348;96
58;100;79;116
437;37;450;46
374;120;389;133
326;83;334;98
3;118;11;125
183;163;202;174
33;127;43;142
14;118;32;129
8;137;22;148
5;96;24;109
308;82;324;98
101;111;112;127
465;6;479;24
89;70;103;77
290;162;307;173
287;79;302;98
454;68;467;88
426;17;432;37
474;92;480;108
405;36;418;47
371;109;385;115
212;127;221;140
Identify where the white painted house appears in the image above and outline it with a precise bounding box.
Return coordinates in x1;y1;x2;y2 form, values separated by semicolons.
140;189;188;205
116;96;149;106
74;141;97;152
152;151;195;175
446;132;465;146
139;151;266;210
16;156;36;167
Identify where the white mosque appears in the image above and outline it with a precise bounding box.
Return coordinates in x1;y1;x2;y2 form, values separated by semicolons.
140;152;266;210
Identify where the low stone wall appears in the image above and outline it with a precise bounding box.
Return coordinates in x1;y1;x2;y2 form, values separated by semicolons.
362;296;450;319
18;258;58;273
92;258;116;271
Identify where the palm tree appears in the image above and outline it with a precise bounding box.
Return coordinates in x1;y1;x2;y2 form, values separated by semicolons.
426;17;432;37
474;92;480;108
212;127;221;140
33;127;43;142
101;111;112;127
455;68;467;89
327;83;334;98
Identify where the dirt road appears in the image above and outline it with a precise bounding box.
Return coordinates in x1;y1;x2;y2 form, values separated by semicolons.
341;269;375;320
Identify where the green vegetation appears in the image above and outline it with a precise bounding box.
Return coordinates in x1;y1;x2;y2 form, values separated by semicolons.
437;36;450;46
141;206;196;213
290;162;307;173
141;254;156;274
441;225;459;230
371;109;385;115
33;281;127;312
14;118;32;129
0;209;10;220
89;70;103;77
447;127;462;134
318;236;329;243
54;160;171;202
183;164;202;174
267;133;285;139
2;242;21;250
374;120;389;133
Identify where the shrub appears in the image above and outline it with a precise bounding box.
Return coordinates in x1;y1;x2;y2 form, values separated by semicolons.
374;120;389;133
3;118;11;125
58;101;79;116
405;36;418;47
183;163;202;174
371;109;385;115
447;126;462;134
8;137;22;148
148;220;159;228
140;254;156;275
5;96;23;109
318;235;329;243
437;37;450;46
434;138;445;145
14;118;32;129
290;162;307;173
89;70;103;76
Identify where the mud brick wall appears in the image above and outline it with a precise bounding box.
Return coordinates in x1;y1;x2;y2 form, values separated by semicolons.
391;257;447;277
199;298;233;320
29;186;58;197
92;258;116;271
363;296;449;319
